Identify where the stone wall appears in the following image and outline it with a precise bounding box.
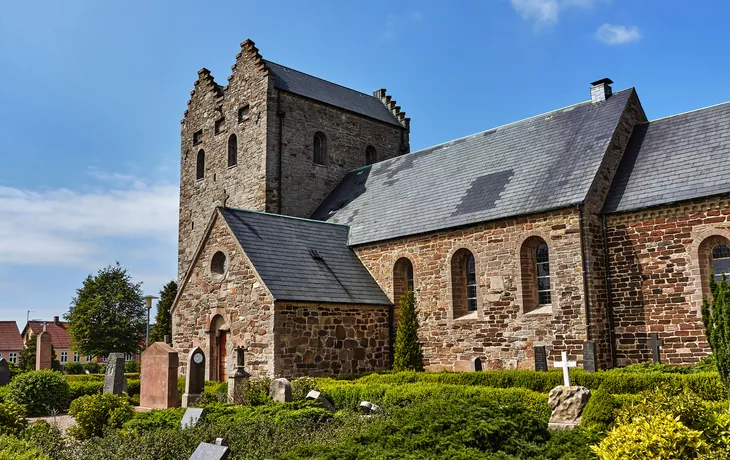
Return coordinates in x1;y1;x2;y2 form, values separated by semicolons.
605;196;727;365
172;210;275;379
273;302;391;378
355;208;589;371
267;90;408;218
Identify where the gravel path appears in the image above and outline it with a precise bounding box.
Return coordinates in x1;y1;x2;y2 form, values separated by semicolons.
27;414;76;432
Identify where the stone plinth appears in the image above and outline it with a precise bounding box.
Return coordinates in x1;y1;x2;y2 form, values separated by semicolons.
140;342;179;409
548;386;591;430
104;353;127;395
36;328;52;370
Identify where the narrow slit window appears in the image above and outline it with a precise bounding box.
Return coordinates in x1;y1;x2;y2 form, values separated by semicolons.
536;243;551;305
196;149;205;180
228;134;238;167
313;132;327;165
466;255;477;312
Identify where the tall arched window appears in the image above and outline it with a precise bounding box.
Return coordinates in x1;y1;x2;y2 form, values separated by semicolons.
227;134;238;167
712;244;730;282
520;236;551;313
313;132;327;165
393;257;414;304
365;145;377;165
196;149;205;180
451;248;477;318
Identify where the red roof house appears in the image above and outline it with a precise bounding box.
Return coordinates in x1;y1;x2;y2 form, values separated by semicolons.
0;321;23;364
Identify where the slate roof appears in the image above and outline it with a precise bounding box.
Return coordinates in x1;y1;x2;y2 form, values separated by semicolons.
0;321;23;351
23;321;71;349
264;60;403;127
219;208;392;306
312;89;635;246
603;101;730;214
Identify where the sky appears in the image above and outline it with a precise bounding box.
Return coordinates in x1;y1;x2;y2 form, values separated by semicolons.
1;1;729;331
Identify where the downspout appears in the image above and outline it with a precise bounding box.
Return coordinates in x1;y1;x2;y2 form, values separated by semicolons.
276;91;285;214
602;214;617;367
578;204;592;341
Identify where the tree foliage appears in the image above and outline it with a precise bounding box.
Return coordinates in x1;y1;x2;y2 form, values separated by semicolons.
393;289;424;372
149;281;177;344
701;276;730;391
65;263;146;357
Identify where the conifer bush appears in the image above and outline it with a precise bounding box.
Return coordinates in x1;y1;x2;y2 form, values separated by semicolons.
702;276;730;392
392;289;423;372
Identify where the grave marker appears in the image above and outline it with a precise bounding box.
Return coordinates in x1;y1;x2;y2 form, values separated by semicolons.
227;347;249;404
181;407;206;429
534;346;548;372
189;437;229;460
270;378;292;403
649;333;663;364
0;358;9;386
103;353;127;395
306;390;335;412
140;342;179;409
553;351;577;387
183;346;205;407
583;340;597;373
35;323;52;370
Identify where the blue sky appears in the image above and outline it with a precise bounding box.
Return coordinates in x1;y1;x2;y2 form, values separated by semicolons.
1;1;729;331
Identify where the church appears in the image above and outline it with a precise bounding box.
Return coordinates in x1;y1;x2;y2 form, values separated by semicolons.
171;39;730;381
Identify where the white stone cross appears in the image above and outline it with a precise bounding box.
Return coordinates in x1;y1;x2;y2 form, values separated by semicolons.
553;351;577;386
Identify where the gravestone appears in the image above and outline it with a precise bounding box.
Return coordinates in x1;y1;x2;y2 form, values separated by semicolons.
548;351;590;430
649;333;663;364
104;353;127;394
270;378;292;403
553;351;577;386
471;357;483;372
227;347;249;404
306;390;335;412
35;323;52;370
190;437;229;460
582;340;597;373
534;346;548;372
182;346;205;407
360;401;381;414
140;342;179;409
181;407;206;428
0;358;9;386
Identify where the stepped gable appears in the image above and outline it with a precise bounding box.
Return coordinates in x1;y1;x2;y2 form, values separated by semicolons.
603;101;730;214
219;208;391;306
263;60;404;127
313;88;635;246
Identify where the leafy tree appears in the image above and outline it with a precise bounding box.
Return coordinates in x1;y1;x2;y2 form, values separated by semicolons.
701;275;730;390
393;288;424;372
65;263;146;357
18;335;36;371
149;281;177;344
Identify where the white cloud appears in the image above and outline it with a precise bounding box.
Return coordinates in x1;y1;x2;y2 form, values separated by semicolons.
595;23;641;45
0;177;178;267
510;0;593;27
381;10;423;41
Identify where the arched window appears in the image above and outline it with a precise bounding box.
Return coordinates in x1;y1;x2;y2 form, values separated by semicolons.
712;244;730;283
227;134;238;167
313;132;327;165
393;257;414;304
365;145;377;165
196;149;205;180
520;236;551;313
451;248;477;318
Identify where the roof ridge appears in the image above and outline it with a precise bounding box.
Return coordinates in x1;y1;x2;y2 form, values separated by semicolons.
352;88;634;174
648;99;730;124
264;59;380;102
221;206;350;227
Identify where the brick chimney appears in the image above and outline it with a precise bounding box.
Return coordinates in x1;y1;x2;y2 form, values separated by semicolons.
590;78;613;103
53;316;60;324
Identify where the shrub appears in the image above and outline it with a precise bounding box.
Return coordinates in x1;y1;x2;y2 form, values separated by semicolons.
63;362;85;375
124;360;140;373
291;377;317;401
84;362;103;374
0;400;27;436
580;388;618;432
592;413;708;459
7;370;70;416
68;393;135;439
0;386;9;403
68;381;103;401
127;379;140;396
0;435;51;460
123;408;186;433
22;421;66;459
702;277;730;390
393;289;424;372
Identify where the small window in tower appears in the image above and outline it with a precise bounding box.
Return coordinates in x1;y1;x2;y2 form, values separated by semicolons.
196;149;205;181
215;118;225;134
365;145;377;165
211;251;228;276
313;132;327;165
228;134;238;167
238;105;250;123
193;130;203;145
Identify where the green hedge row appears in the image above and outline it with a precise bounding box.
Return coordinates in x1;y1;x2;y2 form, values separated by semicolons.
336;370;726;400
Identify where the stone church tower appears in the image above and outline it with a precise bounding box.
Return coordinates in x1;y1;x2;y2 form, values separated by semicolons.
178;40;410;280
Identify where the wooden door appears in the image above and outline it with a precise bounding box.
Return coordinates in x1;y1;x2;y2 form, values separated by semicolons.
218;332;228;382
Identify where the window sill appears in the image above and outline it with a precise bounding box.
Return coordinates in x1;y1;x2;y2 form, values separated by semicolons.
215;130;227;135
227;164;238;170
524;305;553;316
454;311;480;321
238;116;250;124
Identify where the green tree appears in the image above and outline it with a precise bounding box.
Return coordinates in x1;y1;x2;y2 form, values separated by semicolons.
65;263;145;357
149;281;177;344
393;288;424;372
18;335;36;371
701;275;730;390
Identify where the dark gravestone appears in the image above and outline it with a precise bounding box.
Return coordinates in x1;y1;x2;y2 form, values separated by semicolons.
471;357;483;372
181;407;206;429
583;341;597;373
103;353;127;394
0;358;9;386
649;333;663;364
183;346;205;407
534;346;548;372
190;438;229;460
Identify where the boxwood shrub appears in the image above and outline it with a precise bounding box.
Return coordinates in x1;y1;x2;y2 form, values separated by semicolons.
7;370;70;416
